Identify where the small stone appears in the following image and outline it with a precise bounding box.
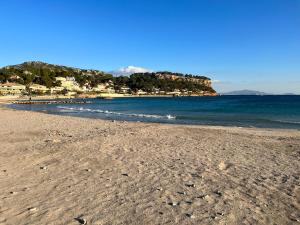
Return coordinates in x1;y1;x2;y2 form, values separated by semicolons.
86;169;92;172
196;195;205;199
40;166;47;170
10;191;17;195
168;202;178;206
157;188;163;191
218;161;230;170
159;212;163;215
214;190;222;197
177;191;186;195
75;217;87;224
203;195;214;204
185;183;195;188
28;207;37;212
211;215;217;219
186;213;195;218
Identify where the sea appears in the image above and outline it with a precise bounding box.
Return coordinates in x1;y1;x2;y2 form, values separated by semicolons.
9;95;300;129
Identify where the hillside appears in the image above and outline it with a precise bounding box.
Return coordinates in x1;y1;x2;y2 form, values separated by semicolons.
0;61;113;88
0;61;216;95
126;72;215;94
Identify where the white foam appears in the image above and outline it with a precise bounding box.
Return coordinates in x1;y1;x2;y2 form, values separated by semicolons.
57;106;176;120
273;119;300;124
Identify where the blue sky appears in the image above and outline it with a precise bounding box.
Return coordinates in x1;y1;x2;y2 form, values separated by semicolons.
0;0;299;93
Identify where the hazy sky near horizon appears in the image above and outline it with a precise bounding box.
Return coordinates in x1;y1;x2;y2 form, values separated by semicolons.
0;0;299;93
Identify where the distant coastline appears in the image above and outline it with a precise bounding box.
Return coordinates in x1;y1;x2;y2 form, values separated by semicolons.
221;89;298;96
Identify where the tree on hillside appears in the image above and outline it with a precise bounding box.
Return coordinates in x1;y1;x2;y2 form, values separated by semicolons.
0;71;10;83
23;73;34;100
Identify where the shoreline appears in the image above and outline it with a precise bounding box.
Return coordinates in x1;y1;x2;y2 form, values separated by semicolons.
3;96;300;131
4;105;300;133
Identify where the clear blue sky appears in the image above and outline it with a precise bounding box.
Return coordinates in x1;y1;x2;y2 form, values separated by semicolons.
0;0;299;93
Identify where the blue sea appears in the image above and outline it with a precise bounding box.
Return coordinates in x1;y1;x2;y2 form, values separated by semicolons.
9;96;300;129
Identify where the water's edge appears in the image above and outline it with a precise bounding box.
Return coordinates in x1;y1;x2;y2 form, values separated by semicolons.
8;96;300;129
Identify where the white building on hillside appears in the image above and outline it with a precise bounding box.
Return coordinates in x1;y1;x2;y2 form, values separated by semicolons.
29;84;49;93
0;83;26;95
92;82;115;93
55;77;81;91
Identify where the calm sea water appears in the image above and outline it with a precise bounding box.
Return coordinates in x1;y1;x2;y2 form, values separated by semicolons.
9;96;300;129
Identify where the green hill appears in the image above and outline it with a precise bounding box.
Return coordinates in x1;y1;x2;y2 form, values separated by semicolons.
0;61;216;94
0;61;113;88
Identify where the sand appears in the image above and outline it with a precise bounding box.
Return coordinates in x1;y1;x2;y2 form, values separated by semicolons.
0;106;299;225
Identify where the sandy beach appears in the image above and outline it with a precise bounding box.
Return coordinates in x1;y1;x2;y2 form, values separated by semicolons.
0;106;299;225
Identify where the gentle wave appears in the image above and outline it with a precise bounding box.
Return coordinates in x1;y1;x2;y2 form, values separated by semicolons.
57;106;176;120
272;119;300;124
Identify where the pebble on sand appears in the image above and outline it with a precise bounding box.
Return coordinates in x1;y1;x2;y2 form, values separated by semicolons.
203;195;214;204
75;217;87;224
40;166;47;170
186;213;195;219
168;202;179;206
28;207;37;212
185;183;195;188
218;161;230;170
45;139;60;143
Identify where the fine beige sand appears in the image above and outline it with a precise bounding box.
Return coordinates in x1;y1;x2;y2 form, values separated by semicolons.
0;106;299;225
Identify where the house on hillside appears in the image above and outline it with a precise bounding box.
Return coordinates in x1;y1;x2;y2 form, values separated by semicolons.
0;83;26;95
92;82;115;93
136;89;147;95
55;77;82;92
118;86;131;94
50;86;64;94
166;89;181;96
30;84;49;93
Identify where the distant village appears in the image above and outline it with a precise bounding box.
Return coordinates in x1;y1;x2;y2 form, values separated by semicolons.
0;76;128;97
0;76;216;97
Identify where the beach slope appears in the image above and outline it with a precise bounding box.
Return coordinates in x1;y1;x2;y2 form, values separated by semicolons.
0;108;299;224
